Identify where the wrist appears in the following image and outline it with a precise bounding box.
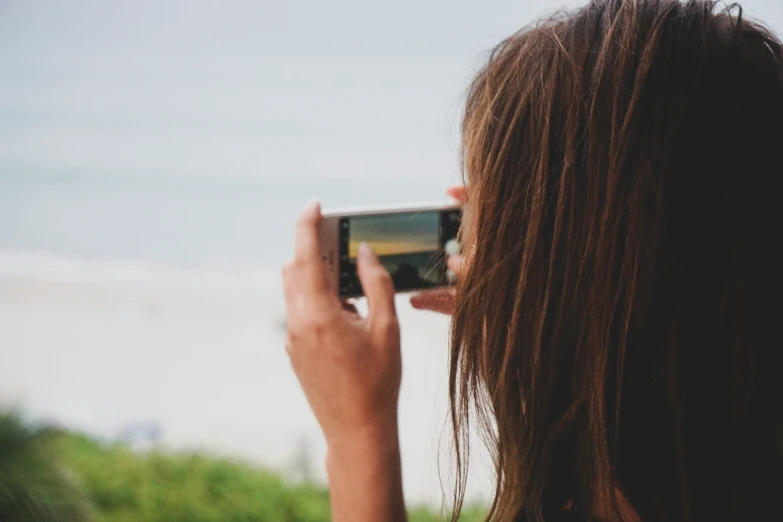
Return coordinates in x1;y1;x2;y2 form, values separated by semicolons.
326;417;400;467
324;418;406;522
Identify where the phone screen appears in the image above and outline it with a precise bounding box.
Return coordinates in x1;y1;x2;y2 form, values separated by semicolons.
338;208;461;297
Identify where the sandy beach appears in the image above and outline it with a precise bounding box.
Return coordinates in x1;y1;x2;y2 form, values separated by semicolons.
0;263;493;505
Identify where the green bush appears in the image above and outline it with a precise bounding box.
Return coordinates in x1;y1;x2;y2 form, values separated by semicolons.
59;435;487;521
59;434;332;522
1;410;486;521
0;411;93;522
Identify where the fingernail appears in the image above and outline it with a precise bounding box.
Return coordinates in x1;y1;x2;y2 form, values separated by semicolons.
358;241;376;261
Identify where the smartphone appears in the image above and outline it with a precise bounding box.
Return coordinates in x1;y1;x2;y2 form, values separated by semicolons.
319;202;462;298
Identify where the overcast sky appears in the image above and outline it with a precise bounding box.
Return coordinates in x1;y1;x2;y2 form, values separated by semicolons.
2;0;782;186
2;0;781;60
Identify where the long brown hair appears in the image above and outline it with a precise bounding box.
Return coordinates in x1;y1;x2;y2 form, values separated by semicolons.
450;1;783;521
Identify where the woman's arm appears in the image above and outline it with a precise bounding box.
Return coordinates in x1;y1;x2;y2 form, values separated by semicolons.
327;423;406;522
282;202;406;522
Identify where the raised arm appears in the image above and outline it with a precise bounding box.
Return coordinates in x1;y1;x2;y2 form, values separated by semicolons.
282;201;406;522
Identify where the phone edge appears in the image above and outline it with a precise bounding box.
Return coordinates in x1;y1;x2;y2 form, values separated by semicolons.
321;200;460;219
318;215;341;295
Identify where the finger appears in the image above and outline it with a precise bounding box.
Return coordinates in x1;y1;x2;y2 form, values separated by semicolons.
447;255;464;275
294;200;323;262
410;289;455;307
447;185;467;203
282;261;316;330
410;291;455;315
293;200;331;295
356;242;396;323
410;288;455;301
282;261;299;315
415;301;454;315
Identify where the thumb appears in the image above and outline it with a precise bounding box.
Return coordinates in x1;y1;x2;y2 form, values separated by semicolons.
356;242;396;322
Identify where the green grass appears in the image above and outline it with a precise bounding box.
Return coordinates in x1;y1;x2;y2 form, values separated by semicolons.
1;411;486;521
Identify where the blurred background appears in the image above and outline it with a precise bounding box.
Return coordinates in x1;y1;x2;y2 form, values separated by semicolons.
2;0;782;520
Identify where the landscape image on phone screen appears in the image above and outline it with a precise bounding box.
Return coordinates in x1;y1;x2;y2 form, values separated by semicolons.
339;211;443;296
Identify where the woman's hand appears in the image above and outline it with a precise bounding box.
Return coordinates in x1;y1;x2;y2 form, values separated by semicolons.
283;201;401;448
282;201;407;522
409;185;466;315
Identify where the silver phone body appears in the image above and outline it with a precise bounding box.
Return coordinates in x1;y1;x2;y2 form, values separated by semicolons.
319;201;461;297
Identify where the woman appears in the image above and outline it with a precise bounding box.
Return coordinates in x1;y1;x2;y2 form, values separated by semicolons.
281;1;783;520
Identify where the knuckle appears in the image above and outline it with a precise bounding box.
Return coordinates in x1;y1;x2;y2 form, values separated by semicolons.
294;255;317;270
368;268;393;287
375;314;399;335
296;306;336;332
285;312;307;337
284;320;299;340
310;312;337;332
